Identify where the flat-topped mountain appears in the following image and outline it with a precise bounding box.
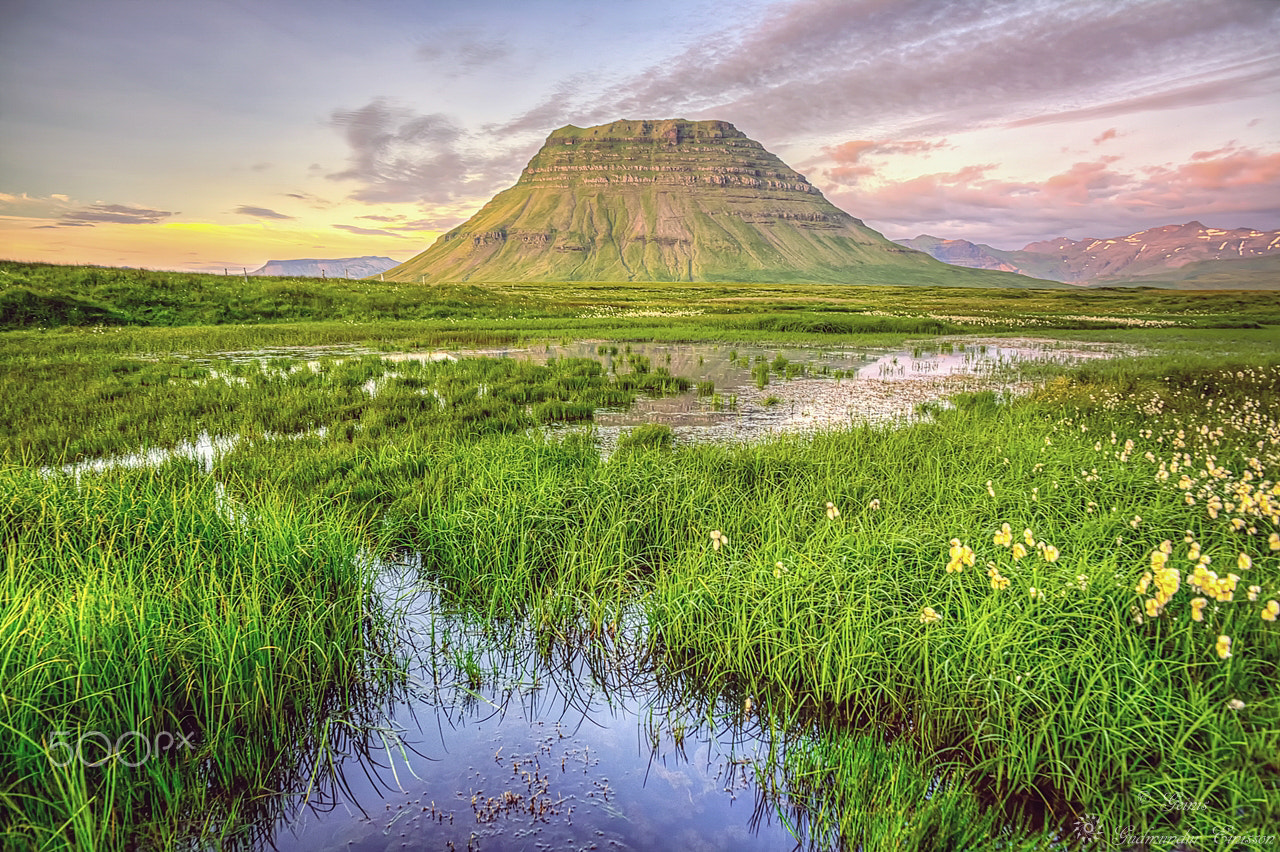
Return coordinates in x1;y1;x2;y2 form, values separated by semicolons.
898;222;1280;285
251;256;399;278
385;119;1048;286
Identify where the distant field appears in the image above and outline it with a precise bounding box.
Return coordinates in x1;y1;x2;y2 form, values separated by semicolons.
2;259;1278;336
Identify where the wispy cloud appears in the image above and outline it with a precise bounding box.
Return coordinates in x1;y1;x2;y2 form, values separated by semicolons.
59;203;175;225
504;0;1279;142
331;223;405;237
415;29;512;74
234;205;294;220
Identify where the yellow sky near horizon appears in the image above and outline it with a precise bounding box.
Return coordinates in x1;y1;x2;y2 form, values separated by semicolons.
0;217;433;271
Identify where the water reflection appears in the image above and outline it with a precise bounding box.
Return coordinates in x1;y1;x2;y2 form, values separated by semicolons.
270;559;802;852
61;337;1125;472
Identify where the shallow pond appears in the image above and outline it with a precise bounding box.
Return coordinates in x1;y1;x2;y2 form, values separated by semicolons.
268;560;801;852
82;337;1124;473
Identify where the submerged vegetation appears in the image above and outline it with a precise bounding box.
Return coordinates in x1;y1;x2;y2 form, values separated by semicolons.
2;262;1279;850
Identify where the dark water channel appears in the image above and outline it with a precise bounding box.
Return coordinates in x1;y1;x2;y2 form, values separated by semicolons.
268;559;802;852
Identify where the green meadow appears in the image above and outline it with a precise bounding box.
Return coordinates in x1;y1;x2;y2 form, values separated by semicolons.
2;260;1278;851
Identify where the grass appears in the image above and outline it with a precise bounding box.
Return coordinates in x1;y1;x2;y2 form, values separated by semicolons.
0;466;400;851
3;260;1280;849
211;357;1277;846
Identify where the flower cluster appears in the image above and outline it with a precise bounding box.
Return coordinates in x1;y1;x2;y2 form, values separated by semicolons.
709;530;728;551
946;539;975;573
987;562;1011;591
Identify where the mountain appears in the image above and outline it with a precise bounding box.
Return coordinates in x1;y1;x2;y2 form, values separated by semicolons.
385;119;1054;287
893;235;1023;273
899;222;1280;285
1023;222;1280;283
250;256;399;278
1099;255;1280;290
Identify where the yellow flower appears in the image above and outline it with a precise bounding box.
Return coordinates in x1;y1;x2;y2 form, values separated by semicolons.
1029;586;1043;601
1215;634;1232;659
826;501;840;520
1263;601;1279;622
709;530;728;551
1012;543;1027;561
869;498;881;510
1190;597;1207;622
1135;571;1152;595
1159;540;1173;555
1237;552;1252;572
946;539;974;572
1150;549;1168;570
1269;532;1280;550
1227;698;1246;711
920;606;941;624
1023;528;1035;547
1247;585;1261;601
1154;566;1180;601
1042;544;1060;563
1144;597;1161;618
993;523;1013;547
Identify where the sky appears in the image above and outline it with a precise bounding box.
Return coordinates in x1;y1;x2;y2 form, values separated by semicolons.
1;0;1278;271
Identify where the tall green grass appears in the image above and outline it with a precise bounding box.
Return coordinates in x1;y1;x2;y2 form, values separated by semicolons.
0;465;398;851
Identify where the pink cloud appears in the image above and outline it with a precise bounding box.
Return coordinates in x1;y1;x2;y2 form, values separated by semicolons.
822;146;1280;246
820;138;948;185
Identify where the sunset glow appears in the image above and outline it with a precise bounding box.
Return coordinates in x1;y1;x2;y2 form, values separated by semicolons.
2;0;1277;270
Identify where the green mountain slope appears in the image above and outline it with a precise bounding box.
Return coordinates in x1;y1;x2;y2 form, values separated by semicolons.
387;119;1060;288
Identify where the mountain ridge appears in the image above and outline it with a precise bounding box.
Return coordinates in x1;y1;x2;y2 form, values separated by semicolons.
896;222;1280;285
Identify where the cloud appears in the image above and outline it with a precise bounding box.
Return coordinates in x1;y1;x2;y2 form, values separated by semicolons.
415;30;512;73
8;197;177;227
234;205;294;220
825;144;1280;246
283;191;335;209
1006;60;1280;128
820;138;949;185
55;203;176;226
1092;128;1119;145
505;0;1280;143
356;213;464;231
326;98;535;204
0;191;74;219
331;223;405;237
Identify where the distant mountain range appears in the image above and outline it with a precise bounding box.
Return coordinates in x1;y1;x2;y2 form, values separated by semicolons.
250;256;400;278
896;222;1280;285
